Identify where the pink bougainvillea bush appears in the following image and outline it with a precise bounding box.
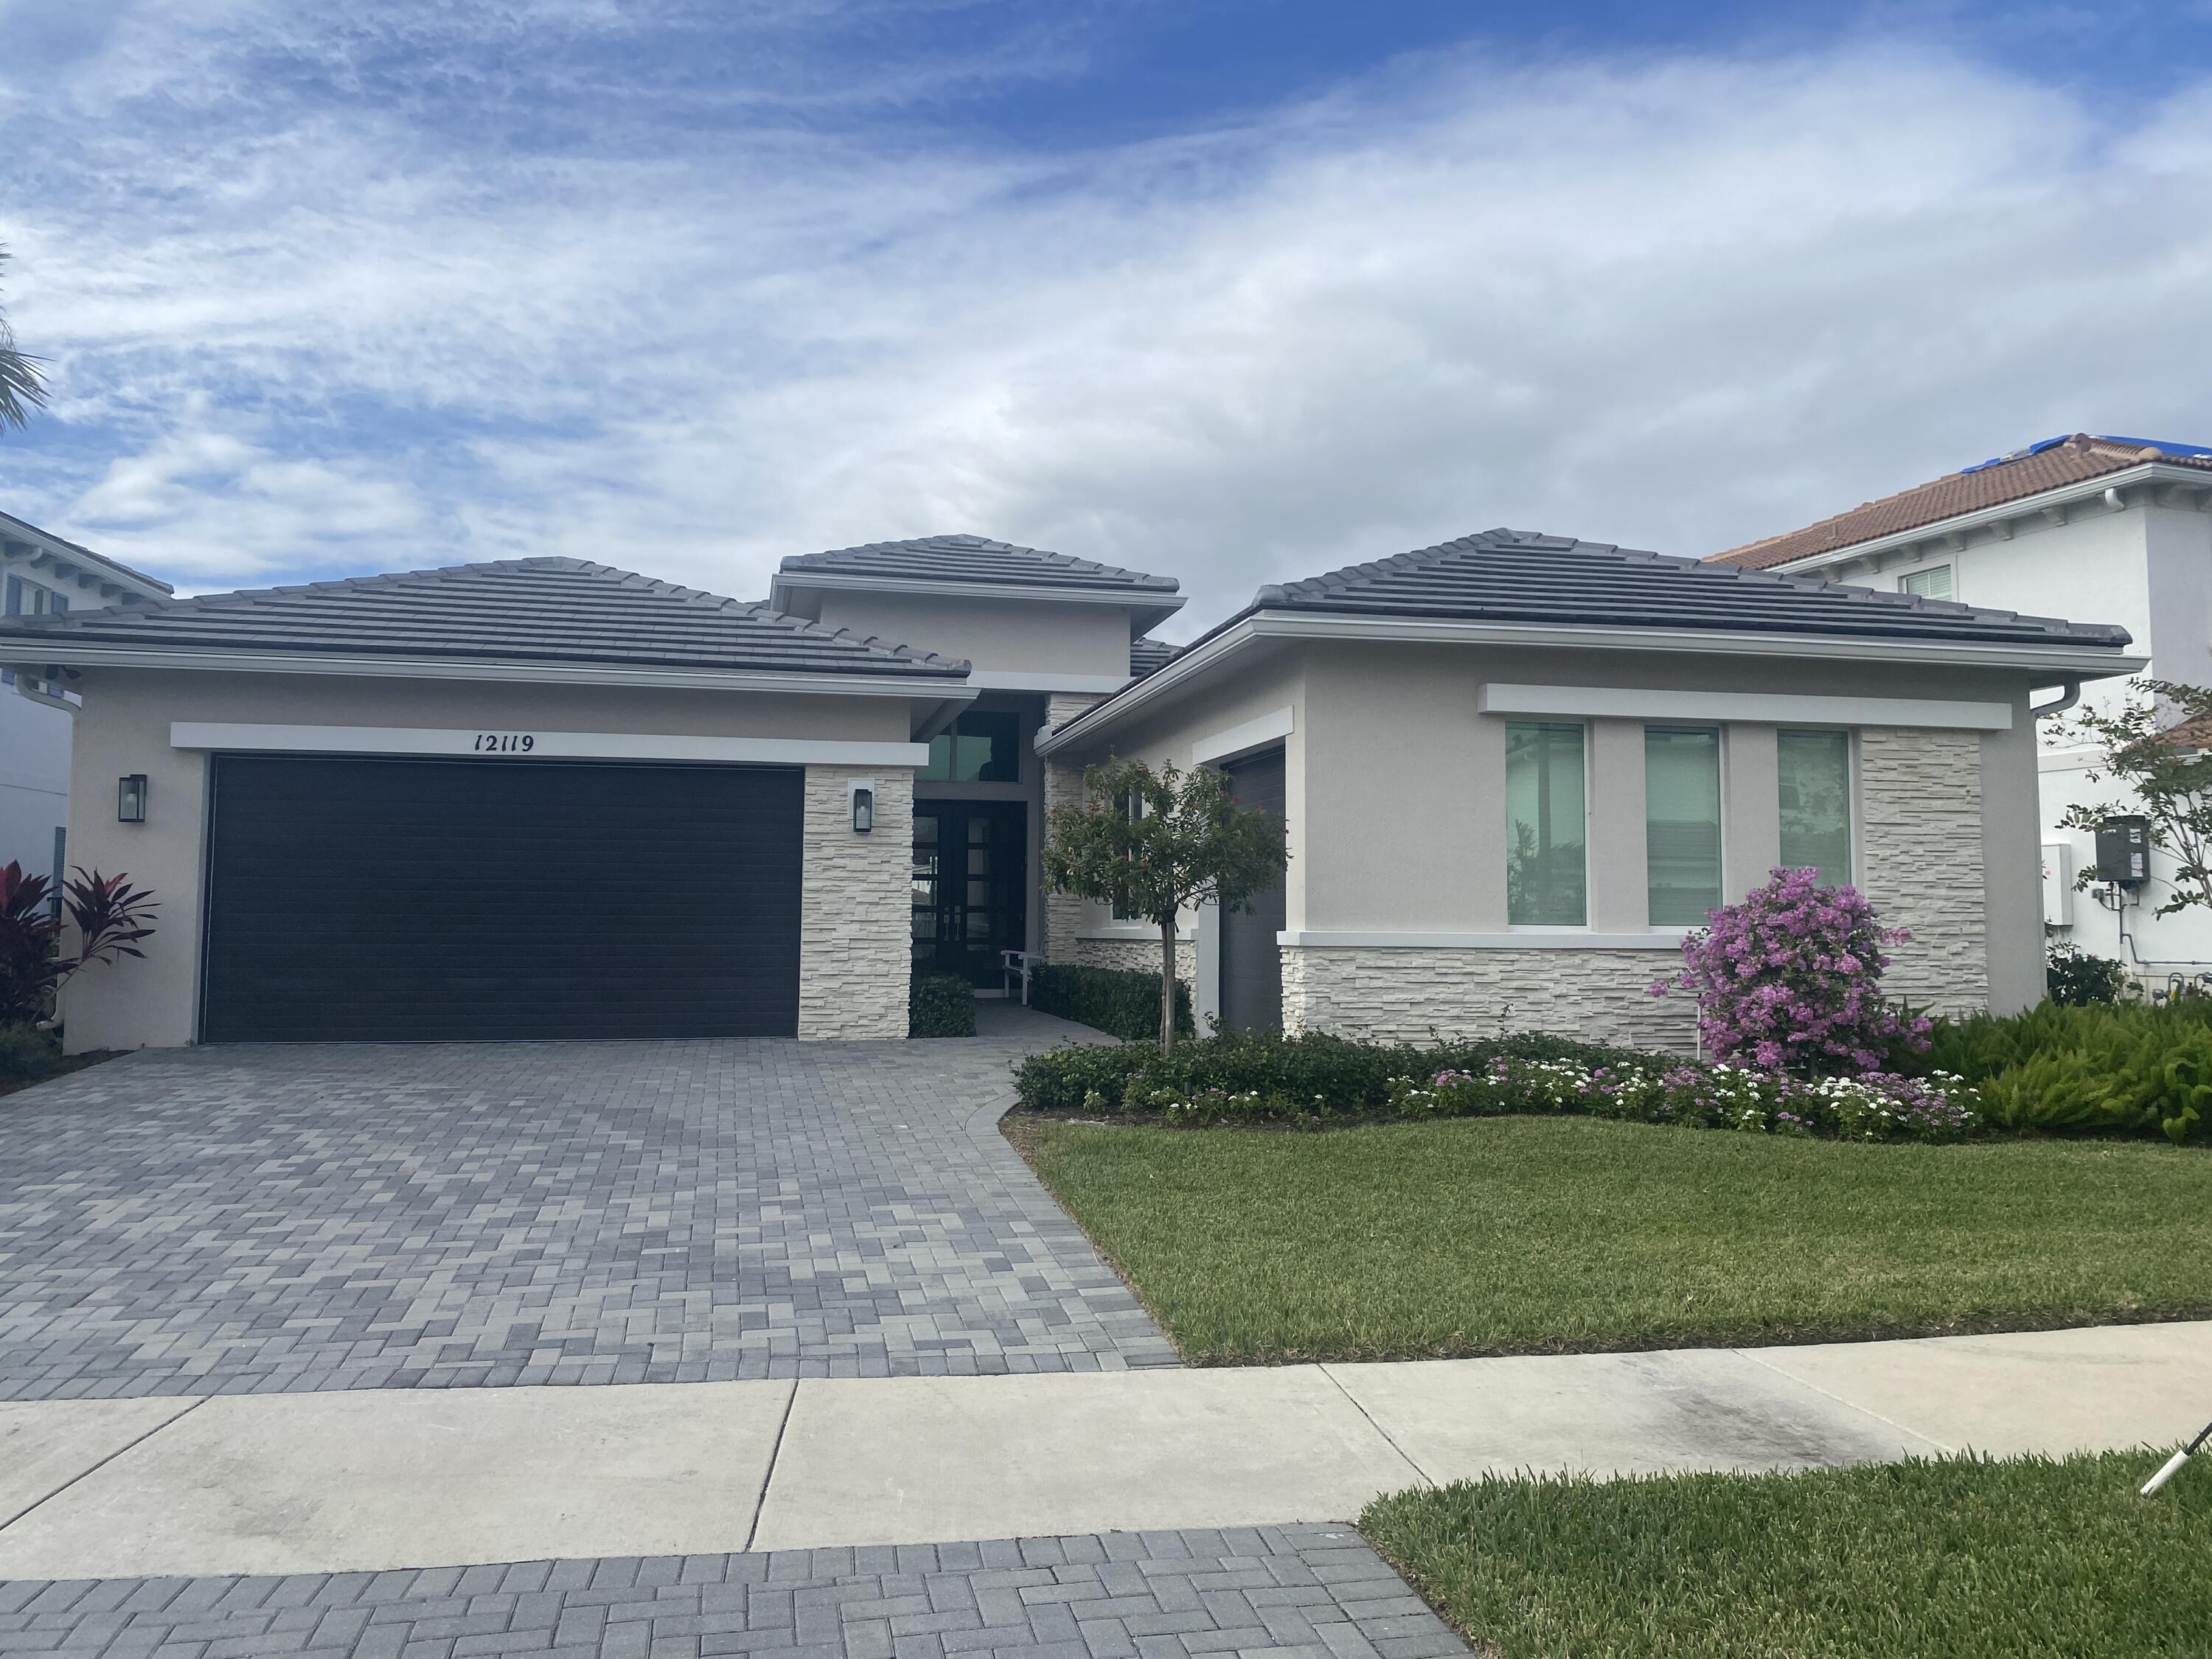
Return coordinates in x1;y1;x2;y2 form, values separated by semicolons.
1653;866;1931;1074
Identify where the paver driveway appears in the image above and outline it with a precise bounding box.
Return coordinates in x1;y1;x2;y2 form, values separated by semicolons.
0;1023;1177;1399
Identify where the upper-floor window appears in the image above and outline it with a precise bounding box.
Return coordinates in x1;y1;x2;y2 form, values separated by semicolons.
1645;726;1722;926
1778;728;1853;887
920;710;1020;782
1;575;62;687
1506;721;1587;925
1902;565;1953;602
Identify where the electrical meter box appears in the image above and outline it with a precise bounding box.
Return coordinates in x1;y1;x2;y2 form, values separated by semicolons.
2094;816;2151;887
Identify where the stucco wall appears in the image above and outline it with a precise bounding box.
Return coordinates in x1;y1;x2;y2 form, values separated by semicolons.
0;693;72;875
815;591;1135;678
800;765;913;1040
1050;636;2050;1040
1281;945;1696;1051
58;668;919;1051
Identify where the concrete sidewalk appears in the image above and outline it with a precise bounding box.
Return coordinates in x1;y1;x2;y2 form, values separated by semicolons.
2;1321;2206;1580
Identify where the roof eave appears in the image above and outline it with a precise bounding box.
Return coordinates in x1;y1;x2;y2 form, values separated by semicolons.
0;640;977;698
0;517;175;599
1035;608;2142;756
1731;461;2212;576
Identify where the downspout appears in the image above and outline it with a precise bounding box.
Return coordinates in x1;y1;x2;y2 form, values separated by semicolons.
2028;681;2081;720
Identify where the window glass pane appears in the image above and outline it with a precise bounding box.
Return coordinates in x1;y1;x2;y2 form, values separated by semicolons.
1645;727;1722;926
919;734;953;780
1778;729;1853;887
1902;566;1952;601
1506;723;1586;925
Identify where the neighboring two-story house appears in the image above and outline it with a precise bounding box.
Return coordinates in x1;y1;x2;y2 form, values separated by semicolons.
1;511;174;885
1708;434;2212;985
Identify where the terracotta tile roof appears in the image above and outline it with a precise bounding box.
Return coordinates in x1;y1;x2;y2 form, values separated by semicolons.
1708;434;2212;571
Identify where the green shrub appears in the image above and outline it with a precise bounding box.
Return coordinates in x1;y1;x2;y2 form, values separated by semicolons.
1029;963;1194;1043
2046;944;2132;1006
1926;1000;2212;1143
1013;1029;1652;1116
908;973;976;1038
0;1021;61;1082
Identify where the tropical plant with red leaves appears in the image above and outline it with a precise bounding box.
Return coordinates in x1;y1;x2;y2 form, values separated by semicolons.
0;861;158;1026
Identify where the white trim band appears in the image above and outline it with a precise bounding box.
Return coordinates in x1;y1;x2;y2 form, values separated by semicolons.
29;644;975;700
1475;683;2014;731
170;723;932;767
1279;931;1688;950
1192;706;1295;765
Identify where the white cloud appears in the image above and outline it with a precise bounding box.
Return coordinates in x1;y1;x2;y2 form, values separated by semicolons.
1;9;2210;633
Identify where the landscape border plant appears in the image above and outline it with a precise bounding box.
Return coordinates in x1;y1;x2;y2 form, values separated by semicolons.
0;861;159;1027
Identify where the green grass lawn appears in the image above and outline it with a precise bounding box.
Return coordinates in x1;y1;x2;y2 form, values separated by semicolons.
1010;1114;2212;1362
1360;1452;2212;1658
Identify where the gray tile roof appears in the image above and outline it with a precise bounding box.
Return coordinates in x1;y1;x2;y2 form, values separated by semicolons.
1128;636;1183;678
0;557;970;679
779;533;1179;594
1254;527;2132;648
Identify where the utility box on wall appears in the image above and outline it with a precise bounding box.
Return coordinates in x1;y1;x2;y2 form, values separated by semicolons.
2042;843;2074;927
2094;816;2151;888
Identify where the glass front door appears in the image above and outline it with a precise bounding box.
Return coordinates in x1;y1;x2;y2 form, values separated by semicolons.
912;801;1029;986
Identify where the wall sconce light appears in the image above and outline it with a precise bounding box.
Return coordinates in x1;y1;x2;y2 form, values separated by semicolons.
851;785;874;834
118;773;148;824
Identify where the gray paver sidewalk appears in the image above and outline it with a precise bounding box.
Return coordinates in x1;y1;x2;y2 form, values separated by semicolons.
0;1527;1467;1659
0;1021;1173;1401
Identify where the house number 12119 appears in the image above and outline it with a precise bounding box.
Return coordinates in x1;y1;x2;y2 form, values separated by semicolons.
473;733;536;753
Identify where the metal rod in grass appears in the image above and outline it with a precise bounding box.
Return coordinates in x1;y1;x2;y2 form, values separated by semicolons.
2141;1419;2212;1495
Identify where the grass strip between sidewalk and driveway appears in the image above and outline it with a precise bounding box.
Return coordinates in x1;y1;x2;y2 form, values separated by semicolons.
1007;1113;2212;1363
1360;1450;2212;1659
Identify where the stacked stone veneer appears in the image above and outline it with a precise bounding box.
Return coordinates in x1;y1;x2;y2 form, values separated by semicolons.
1040;692;1107;961
1856;726;1989;1016
799;765;914;1040
1281;946;1697;1052
1075;935;1198;987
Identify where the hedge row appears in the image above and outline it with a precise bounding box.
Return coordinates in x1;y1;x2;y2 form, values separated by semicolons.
1029;963;1194;1043
1013;1029;1645;1114
908;973;976;1038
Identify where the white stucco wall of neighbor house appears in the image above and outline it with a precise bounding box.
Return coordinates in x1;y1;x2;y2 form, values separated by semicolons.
1054;636;2050;1051
1820;494;2212;987
0;692;72;879
58;669;920;1051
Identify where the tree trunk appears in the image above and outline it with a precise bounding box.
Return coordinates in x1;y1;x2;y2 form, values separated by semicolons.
1160;918;1178;1053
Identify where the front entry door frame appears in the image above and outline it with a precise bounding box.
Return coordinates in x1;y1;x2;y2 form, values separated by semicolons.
912;800;1029;987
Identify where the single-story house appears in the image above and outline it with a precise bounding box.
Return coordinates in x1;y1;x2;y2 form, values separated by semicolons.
0;528;2138;1052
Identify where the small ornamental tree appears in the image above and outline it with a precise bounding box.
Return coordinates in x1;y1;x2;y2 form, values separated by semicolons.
1040;757;1288;1051
1652;866;1929;1074
2053;679;2212;916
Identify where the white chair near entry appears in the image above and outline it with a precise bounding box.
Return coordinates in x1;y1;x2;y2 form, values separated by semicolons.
1002;949;1042;1005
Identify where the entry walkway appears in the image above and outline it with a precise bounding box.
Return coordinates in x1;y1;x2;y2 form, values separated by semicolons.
1;1321;2205;1580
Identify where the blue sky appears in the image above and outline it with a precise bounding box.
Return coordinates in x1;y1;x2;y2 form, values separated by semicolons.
3;1;2211;625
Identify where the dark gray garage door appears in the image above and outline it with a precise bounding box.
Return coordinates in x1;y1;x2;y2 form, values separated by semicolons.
202;755;804;1042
